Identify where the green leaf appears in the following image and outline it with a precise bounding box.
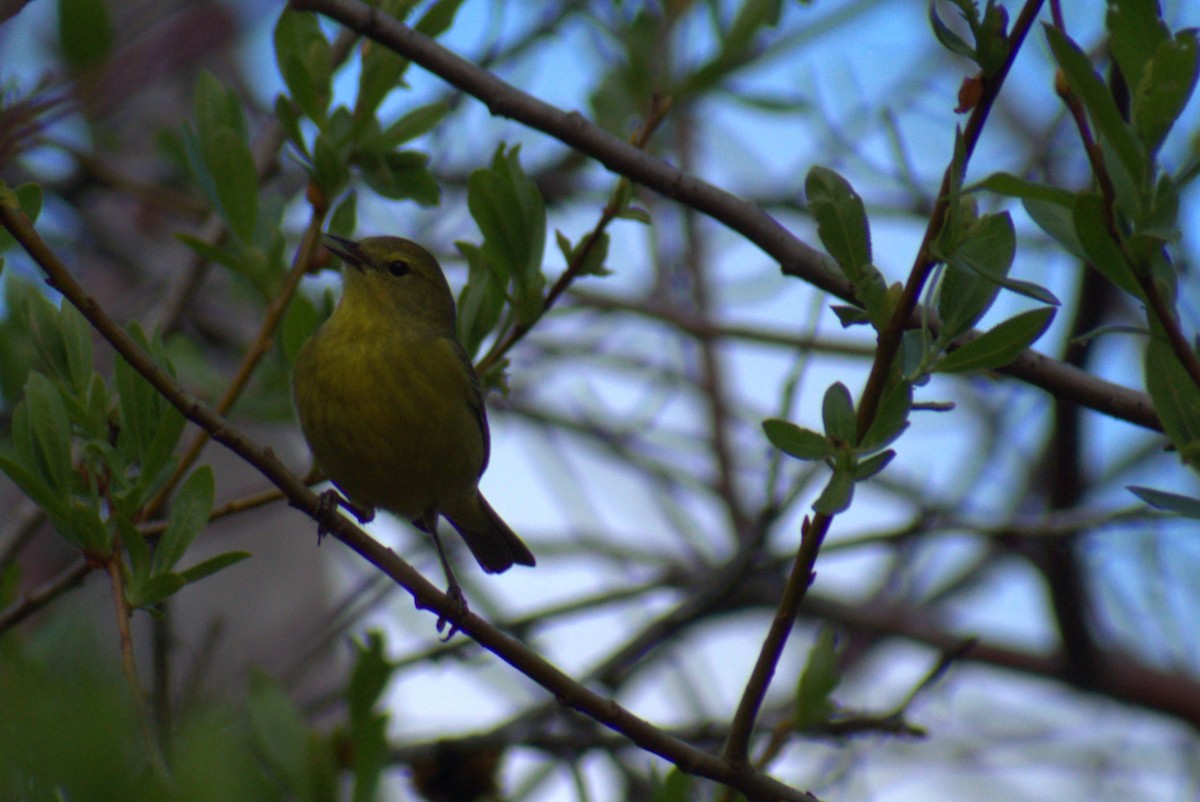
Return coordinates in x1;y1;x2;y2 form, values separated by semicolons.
1023;197;1087;259
175;233;243;273
1107;0;1170;93
415;0;467;38
122;517;151;583
0;183;43;253
204;128;259;242
859;379;911;452
805;166;872;285
929;2;977;61
190;73;259;241
58;0;113;71
280;292;321;366
274;10;332;123
853;449;895;481
126;571;186;609
347;632;395;727
821;382;856;445
328;191;358;238
813;468;855;515
970;172;1076;208
468;145;547;322
379;101;450;148
1073;192;1141;296
1129;485;1200;518
762;419;834;461
567;230;611;277
1045;26;1146;195
355;149;440;205
179;551;251;584
355;38;408;122
152;466;215;575
455;241;506;358
62;500;111;554
943;212;1060;309
274;96;309;160
1144;337;1200;469
936;307;1056;373
22;372;73;493
114;325;186;501
0;452;66;528
652;768;694;802
1132;31;1199;156
795;627;841;729
249;672;312;795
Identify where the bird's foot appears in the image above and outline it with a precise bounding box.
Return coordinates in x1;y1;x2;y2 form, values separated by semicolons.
436;583;469;641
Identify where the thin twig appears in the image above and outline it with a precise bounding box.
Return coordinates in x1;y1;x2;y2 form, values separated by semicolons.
720;0;1048;767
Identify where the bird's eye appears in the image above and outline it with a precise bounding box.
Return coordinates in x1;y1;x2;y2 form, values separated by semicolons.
387;259;410;277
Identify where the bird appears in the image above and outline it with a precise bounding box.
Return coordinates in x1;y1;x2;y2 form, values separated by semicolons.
293;234;535;608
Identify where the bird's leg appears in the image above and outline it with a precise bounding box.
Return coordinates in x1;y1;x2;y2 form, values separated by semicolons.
314;491;374;544
418;509;468;638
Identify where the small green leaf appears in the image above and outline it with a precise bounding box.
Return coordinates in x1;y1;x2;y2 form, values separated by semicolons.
1144;337;1200;468
0;183;42;253
795;627;841;729
355;39;407;122
762;419;833;461
1132;31;1199;156
1045;26;1146;195
274;10;332;122
569;231;611;277
179;551;251;584
126;571;186;609
328;191;358;238
379;101;449;148
468;145;547;294
853;449;895;481
455;241;506;359
970;172;1076;208
805;166;872;286
356;149;439;206
929;2;977;61
205;128;259;242
1073;192;1141;296
274;96;309;159
0;452;66;527
1107;0;1170;93
281;292;321;365
58;0;113;71
936;307;1056;373
347;632;395;726
653;768;694;802
121;517;151;583
813;468;855;515
153;466;215;575
1129;485;1200;518
415;0;467;38
1023;197;1087;259
860;379;912;452
249;672;311;795
22;372;73;493
821;382;856;445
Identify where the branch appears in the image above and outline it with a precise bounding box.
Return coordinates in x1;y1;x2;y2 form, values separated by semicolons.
0;203;819;802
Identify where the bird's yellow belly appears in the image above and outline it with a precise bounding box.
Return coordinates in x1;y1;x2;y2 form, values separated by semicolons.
295;333;484;520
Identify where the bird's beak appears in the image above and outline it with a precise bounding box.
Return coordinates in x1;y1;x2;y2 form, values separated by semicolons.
321;233;365;270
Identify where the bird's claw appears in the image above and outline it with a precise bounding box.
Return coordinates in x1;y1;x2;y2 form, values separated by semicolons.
436;584;469;641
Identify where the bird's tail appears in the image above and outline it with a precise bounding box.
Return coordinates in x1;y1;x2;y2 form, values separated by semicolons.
443;492;536;574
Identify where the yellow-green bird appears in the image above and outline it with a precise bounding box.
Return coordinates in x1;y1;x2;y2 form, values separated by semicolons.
293;234;535;588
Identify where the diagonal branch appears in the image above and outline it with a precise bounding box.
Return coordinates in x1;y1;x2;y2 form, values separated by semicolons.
0;202;820;802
